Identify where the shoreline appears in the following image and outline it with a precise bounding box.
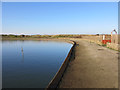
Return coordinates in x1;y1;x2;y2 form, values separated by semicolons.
2;37;76;45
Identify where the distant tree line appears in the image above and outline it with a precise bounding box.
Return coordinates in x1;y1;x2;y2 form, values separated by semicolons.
1;34;109;38
1;34;26;38
1;34;82;38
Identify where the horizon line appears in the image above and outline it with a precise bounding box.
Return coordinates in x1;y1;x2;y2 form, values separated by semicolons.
0;33;113;35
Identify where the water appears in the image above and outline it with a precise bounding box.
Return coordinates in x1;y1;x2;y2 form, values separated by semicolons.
2;40;73;88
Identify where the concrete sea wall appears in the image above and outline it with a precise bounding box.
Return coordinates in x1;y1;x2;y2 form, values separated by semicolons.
46;40;76;89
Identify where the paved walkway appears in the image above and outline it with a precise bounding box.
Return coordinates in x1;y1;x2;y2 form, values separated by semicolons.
59;39;118;88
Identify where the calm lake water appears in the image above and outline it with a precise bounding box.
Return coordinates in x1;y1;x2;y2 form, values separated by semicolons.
2;40;73;88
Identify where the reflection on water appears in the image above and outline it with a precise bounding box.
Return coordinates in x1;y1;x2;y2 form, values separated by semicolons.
2;40;72;88
21;47;24;63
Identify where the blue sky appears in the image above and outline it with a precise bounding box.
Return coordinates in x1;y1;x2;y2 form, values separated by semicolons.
2;2;118;35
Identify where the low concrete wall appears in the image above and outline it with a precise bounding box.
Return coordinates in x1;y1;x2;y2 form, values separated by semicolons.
83;39;103;45
107;43;120;51
46;40;76;89
81;35;103;42
84;39;120;51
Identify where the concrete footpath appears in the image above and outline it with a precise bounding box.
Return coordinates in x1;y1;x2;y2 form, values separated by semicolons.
59;39;118;88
